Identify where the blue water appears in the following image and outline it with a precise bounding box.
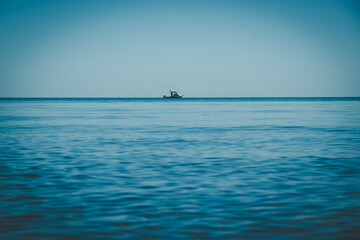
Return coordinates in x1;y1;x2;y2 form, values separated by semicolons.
1;98;360;239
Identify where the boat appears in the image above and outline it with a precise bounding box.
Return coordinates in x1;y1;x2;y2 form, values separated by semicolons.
163;90;183;98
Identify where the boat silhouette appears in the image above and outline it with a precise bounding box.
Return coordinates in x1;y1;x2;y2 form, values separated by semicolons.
163;90;183;98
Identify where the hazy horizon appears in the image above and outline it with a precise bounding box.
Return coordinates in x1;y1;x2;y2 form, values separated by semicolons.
1;96;360;99
1;0;360;97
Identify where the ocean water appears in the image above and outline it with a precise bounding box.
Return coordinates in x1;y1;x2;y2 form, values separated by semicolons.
1;98;360;239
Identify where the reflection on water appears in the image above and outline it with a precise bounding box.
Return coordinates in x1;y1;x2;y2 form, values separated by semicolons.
1;98;360;239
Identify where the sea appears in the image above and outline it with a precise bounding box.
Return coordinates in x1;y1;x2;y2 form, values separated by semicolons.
1;97;360;239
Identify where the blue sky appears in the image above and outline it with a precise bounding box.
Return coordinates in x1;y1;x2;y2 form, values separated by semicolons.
1;0;359;97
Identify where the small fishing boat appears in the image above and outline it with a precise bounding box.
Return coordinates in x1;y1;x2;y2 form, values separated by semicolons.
163;90;183;98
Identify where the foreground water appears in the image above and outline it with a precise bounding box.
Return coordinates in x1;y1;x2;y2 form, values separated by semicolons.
1;98;360;239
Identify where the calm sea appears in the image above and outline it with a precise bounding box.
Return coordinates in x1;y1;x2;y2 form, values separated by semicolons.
1;98;360;239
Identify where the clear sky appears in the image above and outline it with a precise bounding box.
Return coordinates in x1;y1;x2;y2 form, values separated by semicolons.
1;0;360;97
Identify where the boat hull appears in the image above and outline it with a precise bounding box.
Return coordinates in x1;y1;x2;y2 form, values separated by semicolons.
163;95;182;98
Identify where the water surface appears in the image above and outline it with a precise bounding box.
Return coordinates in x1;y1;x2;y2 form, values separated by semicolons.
1;98;360;239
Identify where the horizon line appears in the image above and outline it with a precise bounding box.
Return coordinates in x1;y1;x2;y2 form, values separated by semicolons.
1;96;360;99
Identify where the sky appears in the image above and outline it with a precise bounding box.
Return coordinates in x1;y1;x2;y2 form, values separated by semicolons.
0;0;360;97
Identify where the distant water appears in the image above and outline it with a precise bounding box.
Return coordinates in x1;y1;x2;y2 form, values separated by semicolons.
1;98;360;239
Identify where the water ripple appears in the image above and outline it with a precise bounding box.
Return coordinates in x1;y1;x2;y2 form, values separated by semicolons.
1;99;360;239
